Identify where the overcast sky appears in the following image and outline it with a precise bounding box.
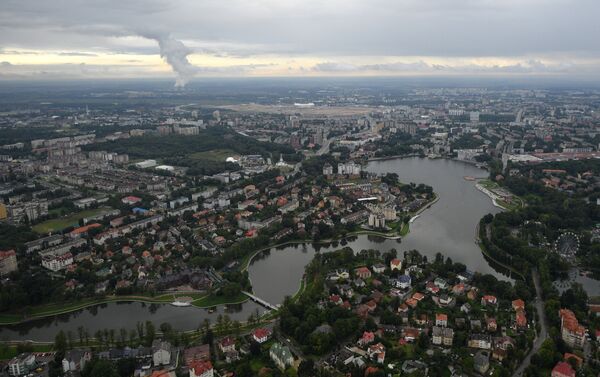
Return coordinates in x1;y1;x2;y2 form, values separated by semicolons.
1;0;599;84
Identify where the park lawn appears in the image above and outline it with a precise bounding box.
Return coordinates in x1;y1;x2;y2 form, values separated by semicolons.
188;149;237;162
191;293;248;308
0;344;54;360
0;313;22;324
479;179;523;211
32;207;111;234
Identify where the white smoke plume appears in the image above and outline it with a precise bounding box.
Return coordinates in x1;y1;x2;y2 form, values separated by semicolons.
143;33;198;87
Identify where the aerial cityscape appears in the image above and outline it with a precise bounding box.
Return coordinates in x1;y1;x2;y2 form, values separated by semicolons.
0;1;599;377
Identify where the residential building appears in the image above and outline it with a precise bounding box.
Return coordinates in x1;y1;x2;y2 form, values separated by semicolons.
189;360;214;377
0;249;17;276
62;350;92;373
218;337;236;353
551;361;576;377
8;354;36;376
435;313;448;327
390;258;402;271
468;334;492;350
559;309;586;349
432;326;454;346
474;351;490;374
42;252;73;272
152;340;172;366
269;343;294;370
252;328;272;344
355;267;371;279
184;345;210;365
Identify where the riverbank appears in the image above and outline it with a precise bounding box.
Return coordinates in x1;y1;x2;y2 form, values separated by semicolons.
475;222;526;281
240;193;439;273
475;179;524;211
367;153;422;161
0;292;249;326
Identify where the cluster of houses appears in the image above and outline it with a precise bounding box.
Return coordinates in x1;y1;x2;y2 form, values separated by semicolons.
322;256;534;375
6;327;283;377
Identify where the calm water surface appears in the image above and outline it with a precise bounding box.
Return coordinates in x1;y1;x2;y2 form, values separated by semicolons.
1;157;510;341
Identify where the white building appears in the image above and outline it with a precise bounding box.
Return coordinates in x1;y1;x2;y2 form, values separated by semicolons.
8;354;36;376
337;162;362;176
135;159;157;169
42;252;74;272
368;213;386;228
153;340;172;366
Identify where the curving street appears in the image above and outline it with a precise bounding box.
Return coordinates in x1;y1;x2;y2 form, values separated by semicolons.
512;269;548;377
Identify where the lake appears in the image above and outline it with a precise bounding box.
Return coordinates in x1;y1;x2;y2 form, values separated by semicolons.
0;157;506;341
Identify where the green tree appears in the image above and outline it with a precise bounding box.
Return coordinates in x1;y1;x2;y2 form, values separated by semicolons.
145;321;155;346
54;330;68;354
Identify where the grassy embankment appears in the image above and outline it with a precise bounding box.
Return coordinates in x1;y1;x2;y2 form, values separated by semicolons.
478;179;524;211
0;292;249;326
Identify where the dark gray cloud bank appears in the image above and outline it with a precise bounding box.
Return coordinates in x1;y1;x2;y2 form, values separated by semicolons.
1;0;599;84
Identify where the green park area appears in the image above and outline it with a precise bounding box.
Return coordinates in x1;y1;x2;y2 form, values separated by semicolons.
479;179;524;211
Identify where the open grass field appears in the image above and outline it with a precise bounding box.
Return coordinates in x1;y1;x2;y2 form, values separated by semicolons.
191;293;247;308
188;149;237;162
32;207;111;234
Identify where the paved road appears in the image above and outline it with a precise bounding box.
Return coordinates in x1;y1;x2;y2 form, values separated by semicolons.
512;269;548;377
316;137;335;156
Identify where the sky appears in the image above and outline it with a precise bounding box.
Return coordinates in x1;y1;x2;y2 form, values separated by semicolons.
1;0;599;85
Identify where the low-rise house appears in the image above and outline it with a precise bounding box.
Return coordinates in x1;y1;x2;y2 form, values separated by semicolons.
152;340;172;366
355;266;371;279
402;327;421;343
252;328;272;344
189;360;214;377
434;277;448;289
62;349;92;373
551;361;576;377
468;334;492;349
183;345;210;365
512;299;525;311
390;258;402;271
372;263;386;274
367;343;385;364
218;337;236;353
358;331;375;347
432;326;454;346
481;295;498;306
269;343;294;370
474;351;490;374
435;313;448;327
452;283;466;295
393;274;411;289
